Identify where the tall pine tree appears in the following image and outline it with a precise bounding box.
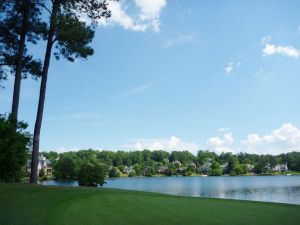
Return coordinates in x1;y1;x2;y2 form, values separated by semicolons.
0;0;46;121
30;0;112;183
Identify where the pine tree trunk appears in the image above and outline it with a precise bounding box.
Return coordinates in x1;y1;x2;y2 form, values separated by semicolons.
30;2;58;184
11;0;30;123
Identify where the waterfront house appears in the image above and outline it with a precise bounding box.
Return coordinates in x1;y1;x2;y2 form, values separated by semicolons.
246;164;255;172
273;163;288;172
220;163;228;171
124;166;135;174
28;154;53;176
158;166;168;174
173;160;181;166
199;162;212;173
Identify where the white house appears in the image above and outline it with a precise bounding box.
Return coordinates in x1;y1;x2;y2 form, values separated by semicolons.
273;163;288;172
123;166;134;174
28;154;53;176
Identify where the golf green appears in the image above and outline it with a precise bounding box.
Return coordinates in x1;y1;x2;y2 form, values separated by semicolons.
0;183;299;225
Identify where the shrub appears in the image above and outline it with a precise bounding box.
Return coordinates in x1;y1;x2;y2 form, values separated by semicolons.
78;163;106;186
128;171;136;177
109;167;120;178
208;162;222;176
0;115;31;182
39;169;45;178
54;156;77;180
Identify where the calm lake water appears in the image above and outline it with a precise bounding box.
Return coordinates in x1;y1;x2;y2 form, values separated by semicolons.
38;175;300;205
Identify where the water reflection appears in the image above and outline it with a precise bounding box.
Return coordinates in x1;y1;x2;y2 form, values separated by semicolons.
39;176;300;205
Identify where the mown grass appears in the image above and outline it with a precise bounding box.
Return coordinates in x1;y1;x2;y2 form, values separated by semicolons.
0;183;299;225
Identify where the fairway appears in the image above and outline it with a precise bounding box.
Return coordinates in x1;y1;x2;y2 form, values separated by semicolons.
0;184;300;225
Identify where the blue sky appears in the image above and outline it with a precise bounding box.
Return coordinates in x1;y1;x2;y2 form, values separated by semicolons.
1;0;300;155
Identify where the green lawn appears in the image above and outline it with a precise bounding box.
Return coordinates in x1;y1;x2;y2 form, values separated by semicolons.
0;183;299;225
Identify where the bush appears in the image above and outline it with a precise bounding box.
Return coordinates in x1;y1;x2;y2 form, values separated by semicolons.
54;156;77;180
109;167;120;178
208;161;222;176
0;115;31;182
78;163;106;186
230;164;247;176
39;169;45;178
128;171;136;177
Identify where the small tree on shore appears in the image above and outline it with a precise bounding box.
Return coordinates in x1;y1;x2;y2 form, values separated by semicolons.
109;167;120;178
78;163;107;187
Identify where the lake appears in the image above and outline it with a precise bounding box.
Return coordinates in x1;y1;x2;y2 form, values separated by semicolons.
38;175;300;205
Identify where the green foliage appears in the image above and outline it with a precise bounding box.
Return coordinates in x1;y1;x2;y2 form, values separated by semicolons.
187;164;196;173
285;152;300;171
128;171;136;177
169;151;196;164
39;169;45;178
151;150;169;162
40;151;58;165
197;150;218;164
166;163;177;176
118;165;125;173
254;162;267;174
230;164;247;176
0;0;45;82
208;161;222;176
54;14;94;62
54;155;77;180
133;163;142;176
226;155;239;174
78;163;107;187
35;149;300;180
109;167;120;178
0;115;31;182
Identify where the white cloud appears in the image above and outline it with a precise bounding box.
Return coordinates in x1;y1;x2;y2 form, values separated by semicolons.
163;33;199;49
207;123;300;155
224;61;240;76
56;147;80;153
260;36;271;45
123;136;199;155
113;81;157;98
134;142;143;150
262;44;300;58
207;132;235;154
151;142;164;150
224;62;233;75
169;136;180;148
46;113;103;121
98;0;166;32
218;128;230;132
241;123;300;154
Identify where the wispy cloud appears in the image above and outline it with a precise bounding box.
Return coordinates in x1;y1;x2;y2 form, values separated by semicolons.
224;61;240;76
262;44;300;58
113;81;158;98
218;128;230;132
163;33;199;49
46;113;103;121
260;36;271;45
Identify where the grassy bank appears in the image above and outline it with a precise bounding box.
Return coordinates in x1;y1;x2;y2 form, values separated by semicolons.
0;183;299;225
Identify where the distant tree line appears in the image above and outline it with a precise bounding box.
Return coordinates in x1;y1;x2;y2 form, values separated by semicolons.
40;149;300;183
